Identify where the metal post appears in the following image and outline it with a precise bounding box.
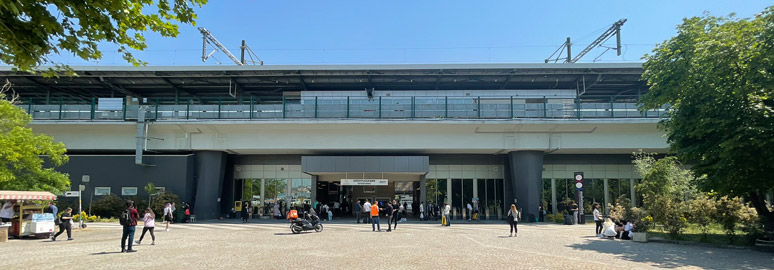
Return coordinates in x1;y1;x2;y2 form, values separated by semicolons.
543;96;547;118
346;96;350;118
218;98;222;119
314;96;318;118
28;98;33;116
566;37;572;62
603;179;610;215
551;179;557;214
630;178;637;207
411;96;415;118
59;97;63;120
378;96;382;119
249;96;254;119
240;40;246;65
90;97;95;120
510;96;514;119
477;96;481;119
575;97;581;119
155;99;159;120
282;96;286;118
186;98;191;120
122;98;127;121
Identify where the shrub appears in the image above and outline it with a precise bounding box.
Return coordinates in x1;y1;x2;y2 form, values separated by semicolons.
608;202;627;222
91;194;127;218
716;196;745;243
687;195;717;239
739;206;765;244
627;207;652;232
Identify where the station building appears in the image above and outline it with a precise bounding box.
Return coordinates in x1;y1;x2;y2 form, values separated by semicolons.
2;63;668;221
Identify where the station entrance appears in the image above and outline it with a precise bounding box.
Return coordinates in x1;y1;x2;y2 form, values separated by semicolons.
313;173;421;216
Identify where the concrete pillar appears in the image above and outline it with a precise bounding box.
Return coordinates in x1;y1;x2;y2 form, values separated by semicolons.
310;175;318;203
603;178;610;215
260;179;265;216
508;151;544;223
551;178;557;214
419;175;427;205
446;178;451;205
630;178;636;207
194;151;227;220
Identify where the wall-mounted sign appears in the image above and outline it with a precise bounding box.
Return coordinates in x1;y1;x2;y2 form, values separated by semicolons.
341;179;388;186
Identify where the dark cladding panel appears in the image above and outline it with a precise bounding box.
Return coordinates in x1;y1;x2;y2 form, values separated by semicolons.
334;156;350;172
350;157;365;172
380;157;395;172
363;157;380;172
321;157;335;172
408;156;427;172
394;157;409;172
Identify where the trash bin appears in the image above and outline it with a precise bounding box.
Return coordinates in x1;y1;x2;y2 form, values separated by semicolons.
176;210;185;223
564;215;574;225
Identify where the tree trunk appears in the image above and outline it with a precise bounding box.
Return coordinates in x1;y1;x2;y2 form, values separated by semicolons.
749;192;774;234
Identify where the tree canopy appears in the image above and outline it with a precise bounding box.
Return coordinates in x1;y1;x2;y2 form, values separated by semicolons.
0;0;207;72
0;82;70;193
639;7;774;232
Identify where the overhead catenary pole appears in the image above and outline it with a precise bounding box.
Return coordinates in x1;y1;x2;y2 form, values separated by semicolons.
199;27;245;66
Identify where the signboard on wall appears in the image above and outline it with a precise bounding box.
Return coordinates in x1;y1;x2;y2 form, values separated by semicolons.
97;98;123;111
341;179;388;186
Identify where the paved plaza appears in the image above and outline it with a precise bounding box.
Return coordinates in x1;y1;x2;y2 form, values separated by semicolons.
0;220;771;269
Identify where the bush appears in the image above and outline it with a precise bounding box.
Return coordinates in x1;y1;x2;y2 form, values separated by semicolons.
90;194;127;218
739;206;765;244
627;207;652;232
150;191;182;218
716;196;745;243
687;195;717;239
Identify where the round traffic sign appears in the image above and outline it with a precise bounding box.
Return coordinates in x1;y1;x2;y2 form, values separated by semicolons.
575;183;583;189
575;174;583;181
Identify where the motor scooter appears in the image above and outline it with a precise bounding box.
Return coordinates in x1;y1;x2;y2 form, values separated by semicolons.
290;212;323;234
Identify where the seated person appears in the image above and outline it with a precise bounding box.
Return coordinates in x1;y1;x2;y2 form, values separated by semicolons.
622;221;634;240
612;218;625;239
602;218;618;238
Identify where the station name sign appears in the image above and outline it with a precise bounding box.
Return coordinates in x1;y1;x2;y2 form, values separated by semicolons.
341;179;388;186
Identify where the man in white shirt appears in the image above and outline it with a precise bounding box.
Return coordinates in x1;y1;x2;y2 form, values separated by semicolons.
466;203;473;220
362;200;371;224
443;203;451;226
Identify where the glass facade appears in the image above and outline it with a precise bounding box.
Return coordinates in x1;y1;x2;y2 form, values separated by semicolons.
234;178;298;218
426;178;504;220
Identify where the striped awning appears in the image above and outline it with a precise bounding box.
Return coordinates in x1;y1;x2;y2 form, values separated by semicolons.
0;191;57;201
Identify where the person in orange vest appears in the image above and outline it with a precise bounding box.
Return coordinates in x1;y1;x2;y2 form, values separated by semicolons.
371;201;381;232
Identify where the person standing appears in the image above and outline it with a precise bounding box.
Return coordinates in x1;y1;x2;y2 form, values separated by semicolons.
570;203;579;225
593;203;603;237
507;204;519;237
370;201;380;232
385;202;394;232
538;204;545;222
183;202;191;223
120;200;140;253
136;208;156;245
163;203;173;231
434;203;441;221
171;202;176;221
363;200;372;224
241;201;250;223
0;200;15;223
46;202;58;217
442;202;451;226
419;201;425;221
327;203;333;221
466;202;473;221
52;207;73;241
355;201;362;224
273;203;280;219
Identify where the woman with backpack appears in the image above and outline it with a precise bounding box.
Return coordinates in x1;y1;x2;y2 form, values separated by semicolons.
163;203;173;231
136;208;156;245
507;204;519;237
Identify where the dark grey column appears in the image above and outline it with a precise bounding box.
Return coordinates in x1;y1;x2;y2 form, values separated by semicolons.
310;175;318;203
508;151;544;223
419;175;427;204
194;151;227;220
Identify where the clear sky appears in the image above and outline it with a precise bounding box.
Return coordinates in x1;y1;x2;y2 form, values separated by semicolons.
48;0;772;66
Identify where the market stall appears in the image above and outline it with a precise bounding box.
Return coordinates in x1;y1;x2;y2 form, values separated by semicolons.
0;191;58;240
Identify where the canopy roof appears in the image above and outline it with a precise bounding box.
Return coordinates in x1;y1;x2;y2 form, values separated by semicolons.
0;190;57;201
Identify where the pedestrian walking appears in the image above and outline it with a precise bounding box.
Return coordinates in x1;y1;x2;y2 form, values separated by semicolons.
370;201;380;232
163;203;173;231
46;202;58;217
355;201;362;224
363;200;372;224
183;202;191;223
434;203;440;221
593;203;603;237
136;208;156;245
467;202;473;221
507;204;519;237
120;200;140;253
241;201;250;223
273;203;281;219
443;202;451;226
399;202;407;222
52;207;73;241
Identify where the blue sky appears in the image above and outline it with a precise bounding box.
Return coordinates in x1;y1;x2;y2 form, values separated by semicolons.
49;0;772;66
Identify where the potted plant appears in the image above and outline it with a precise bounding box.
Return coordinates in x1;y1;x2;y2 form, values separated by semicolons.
628;207;652;242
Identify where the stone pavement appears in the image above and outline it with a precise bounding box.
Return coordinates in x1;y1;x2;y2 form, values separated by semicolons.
0;220;771;269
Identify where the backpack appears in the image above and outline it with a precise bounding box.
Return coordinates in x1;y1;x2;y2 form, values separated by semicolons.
119;209;132;226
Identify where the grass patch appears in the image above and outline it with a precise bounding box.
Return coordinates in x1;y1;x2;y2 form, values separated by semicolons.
649;223;755;246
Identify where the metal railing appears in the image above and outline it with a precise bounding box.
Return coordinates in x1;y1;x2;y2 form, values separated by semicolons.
19;95;669;121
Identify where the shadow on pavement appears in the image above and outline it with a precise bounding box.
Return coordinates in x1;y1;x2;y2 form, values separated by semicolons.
90;251;123;255
273;232;305;236
568;240;771;269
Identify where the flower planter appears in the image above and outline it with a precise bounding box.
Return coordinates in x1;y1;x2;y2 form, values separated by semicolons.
632;232;648;243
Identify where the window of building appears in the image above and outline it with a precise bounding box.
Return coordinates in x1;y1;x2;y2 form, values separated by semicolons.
121;187;138;196
94;187;111;196
155;187;166;194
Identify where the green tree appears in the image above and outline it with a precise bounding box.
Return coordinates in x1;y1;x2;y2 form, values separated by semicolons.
144;182;157;206
0;0;207;72
639;7;774;233
0;82;69;193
